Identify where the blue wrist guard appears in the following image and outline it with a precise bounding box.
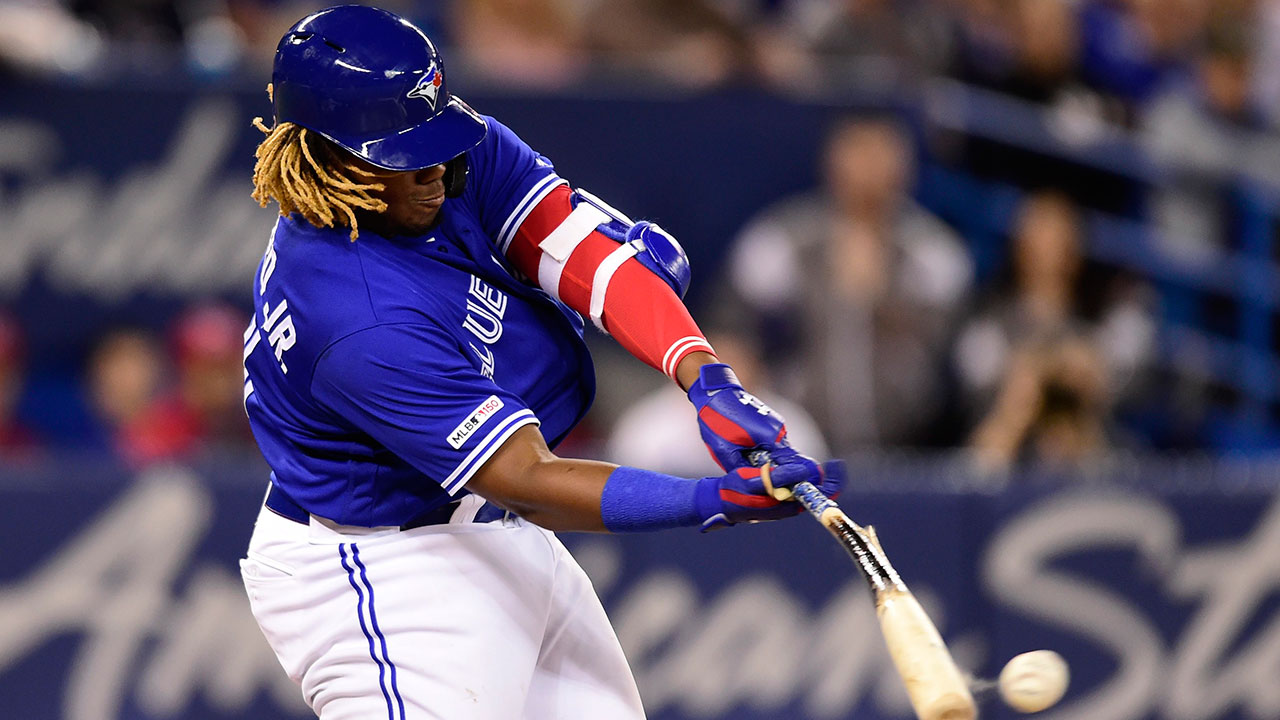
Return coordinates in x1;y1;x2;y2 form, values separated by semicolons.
600;466;719;533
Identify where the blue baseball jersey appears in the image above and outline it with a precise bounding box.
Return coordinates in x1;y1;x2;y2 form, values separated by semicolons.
243;115;595;527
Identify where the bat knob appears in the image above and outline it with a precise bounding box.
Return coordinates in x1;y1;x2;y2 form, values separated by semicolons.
759;463;794;501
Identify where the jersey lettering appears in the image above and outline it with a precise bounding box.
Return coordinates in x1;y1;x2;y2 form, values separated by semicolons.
462;278;507;372
468;276;508;317
242;319;261;409
261;297;295;374
259;231;278;294
469;342;495;379
463;300;503;344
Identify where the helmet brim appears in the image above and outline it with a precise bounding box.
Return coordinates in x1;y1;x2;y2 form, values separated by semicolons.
325;97;488;171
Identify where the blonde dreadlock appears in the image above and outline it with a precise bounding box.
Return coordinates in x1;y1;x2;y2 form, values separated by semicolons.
251;84;388;241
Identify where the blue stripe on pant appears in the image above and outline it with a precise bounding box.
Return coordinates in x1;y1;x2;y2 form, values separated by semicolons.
340;543;405;720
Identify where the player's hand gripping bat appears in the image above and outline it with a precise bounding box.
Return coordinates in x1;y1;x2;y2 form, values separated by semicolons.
761;463;977;720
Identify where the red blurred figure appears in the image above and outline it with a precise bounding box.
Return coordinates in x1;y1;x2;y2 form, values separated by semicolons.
155;303;255;459
88;328;176;466
0;314;40;459
89;304;253;467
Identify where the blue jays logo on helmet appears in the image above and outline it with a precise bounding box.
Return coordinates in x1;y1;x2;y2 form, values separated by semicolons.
407;63;443;109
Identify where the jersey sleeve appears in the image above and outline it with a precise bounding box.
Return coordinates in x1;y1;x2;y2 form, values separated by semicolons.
468;114;714;381
311;323;540;495
466;115;567;254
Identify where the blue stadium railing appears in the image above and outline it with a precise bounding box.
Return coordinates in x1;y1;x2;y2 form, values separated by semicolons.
913;79;1280;448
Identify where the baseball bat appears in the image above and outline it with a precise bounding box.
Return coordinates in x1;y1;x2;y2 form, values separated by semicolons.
763;467;976;720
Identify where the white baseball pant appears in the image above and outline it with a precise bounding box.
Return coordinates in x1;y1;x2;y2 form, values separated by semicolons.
240;502;646;719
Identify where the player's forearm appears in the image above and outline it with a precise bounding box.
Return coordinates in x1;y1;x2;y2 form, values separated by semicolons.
471;435;609;530
493;455;615;532
674;350;719;391
476;455;717;534
591;264;715;381
467;424;614;532
468;426;719;533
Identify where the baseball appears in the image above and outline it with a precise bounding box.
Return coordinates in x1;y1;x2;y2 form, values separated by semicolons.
998;650;1069;713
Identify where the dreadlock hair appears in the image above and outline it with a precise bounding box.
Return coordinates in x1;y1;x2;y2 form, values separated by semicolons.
251;85;388;241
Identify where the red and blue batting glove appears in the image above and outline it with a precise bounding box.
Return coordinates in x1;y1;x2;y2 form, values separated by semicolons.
696;459;845;532
687;363;795;471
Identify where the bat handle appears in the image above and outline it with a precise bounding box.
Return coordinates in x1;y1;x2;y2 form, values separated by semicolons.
788;480;839;516
759;462;835;512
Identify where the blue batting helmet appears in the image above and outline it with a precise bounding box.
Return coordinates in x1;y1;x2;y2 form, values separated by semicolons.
270;5;487;171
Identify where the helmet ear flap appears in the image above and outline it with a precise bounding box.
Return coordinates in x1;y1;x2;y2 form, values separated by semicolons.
443;154;468;198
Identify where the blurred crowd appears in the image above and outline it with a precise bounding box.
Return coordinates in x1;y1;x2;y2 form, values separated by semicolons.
1;0;1279;475
0;112;1161;476
613;114;1159;478
4;0;1279;116
0;305;255;468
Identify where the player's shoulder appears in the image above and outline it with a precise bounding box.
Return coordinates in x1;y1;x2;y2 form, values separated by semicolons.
264;215;360;300
468;112;553;169
267;214;458;331
269;215;366;294
474;113;519;148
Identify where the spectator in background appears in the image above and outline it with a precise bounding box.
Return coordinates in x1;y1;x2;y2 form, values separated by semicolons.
70;0;250;75
720;116;973;454
968;333;1111;475
1141;3;1280;259
582;0;756;88
948;0;1143;215
70;0;185;45
945;0;1017;86
1253;0;1280;130
451;0;587;88
605;328;829;476
159;303;256;457
0;314;41;460
771;0;954;88
0;1;102;76
86;327;173;467
86;306;253;467
1078;0;1206;113
1000;0;1080;102
955;192;1154;473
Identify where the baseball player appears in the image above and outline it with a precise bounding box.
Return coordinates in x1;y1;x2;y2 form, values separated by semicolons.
239;6;844;719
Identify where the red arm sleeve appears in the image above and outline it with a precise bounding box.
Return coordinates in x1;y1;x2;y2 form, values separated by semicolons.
506;185;715;380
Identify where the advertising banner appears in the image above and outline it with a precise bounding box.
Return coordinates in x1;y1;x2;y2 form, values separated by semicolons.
1;461;1276;720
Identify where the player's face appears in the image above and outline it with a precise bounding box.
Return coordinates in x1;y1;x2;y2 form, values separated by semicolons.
354;161;448;237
